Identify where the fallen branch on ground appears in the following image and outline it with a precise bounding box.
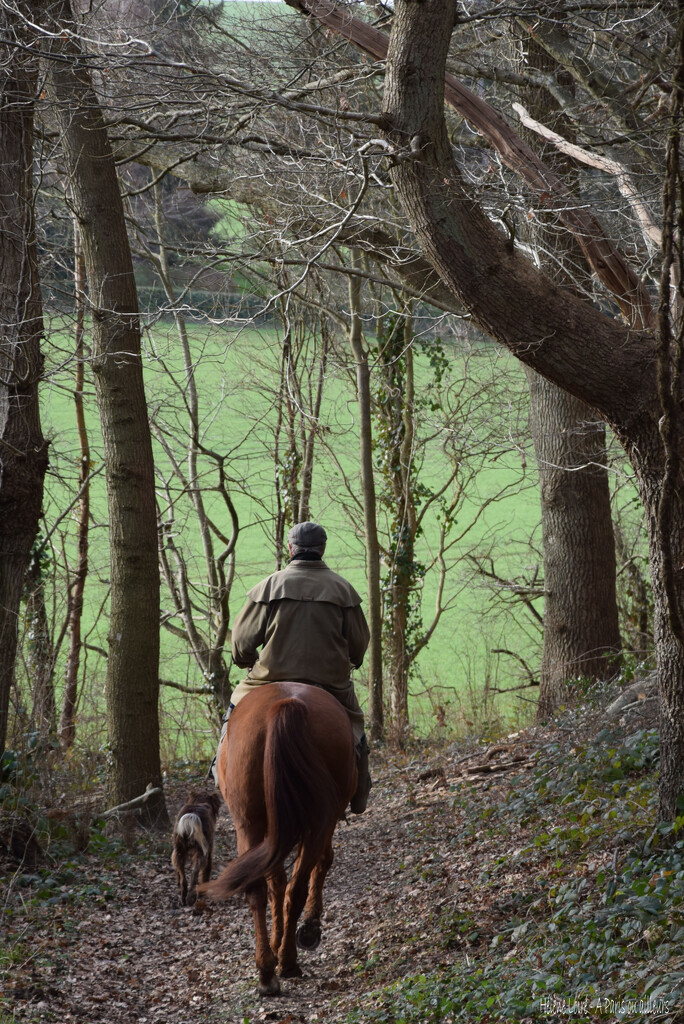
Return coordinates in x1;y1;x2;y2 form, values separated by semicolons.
103;784;163;819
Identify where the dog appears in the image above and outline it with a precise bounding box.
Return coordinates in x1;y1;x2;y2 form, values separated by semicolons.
171;790;221;906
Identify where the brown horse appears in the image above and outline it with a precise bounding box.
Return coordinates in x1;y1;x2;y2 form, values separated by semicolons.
200;681;357;995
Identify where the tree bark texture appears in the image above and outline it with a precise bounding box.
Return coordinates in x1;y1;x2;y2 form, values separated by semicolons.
375;314;418;744
528;373;621;717
26;549;57;739
381;0;681;817
520;38;621;716
60;221;89;749
382;2;651;431
631;447;684;823
652;26;684;822
348;264;384;741
0;20;48;755
41;1;167;824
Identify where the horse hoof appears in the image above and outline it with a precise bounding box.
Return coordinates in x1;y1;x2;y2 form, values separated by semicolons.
258;976;281;997
296;920;321;950
279;964;304;979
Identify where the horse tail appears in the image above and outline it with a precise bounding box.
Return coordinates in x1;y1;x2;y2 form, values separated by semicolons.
264;696;339;860
203;696;339;899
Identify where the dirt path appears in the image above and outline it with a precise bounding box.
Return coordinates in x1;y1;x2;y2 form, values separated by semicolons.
3;745;526;1024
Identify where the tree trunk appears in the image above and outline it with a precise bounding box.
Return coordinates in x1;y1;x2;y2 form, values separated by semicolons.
630;445;684;823
348;264;384;741
287;0;654;327
375;313;418;744
0;19;49;755
528;373;621;717
26;547;56;740
520;39;621;717
386;553;411;744
381;0;680;818
60;220;90;750
383;0;647;417
651;56;684;823
41;1;167;825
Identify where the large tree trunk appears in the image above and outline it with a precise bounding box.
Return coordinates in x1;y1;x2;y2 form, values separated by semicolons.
649;60;684;823
383;1;647;414
380;0;680;817
528;373;621;717
0;18;49;755
286;0;653;328
521;39;621;717
630;442;684;823
41;2;167;825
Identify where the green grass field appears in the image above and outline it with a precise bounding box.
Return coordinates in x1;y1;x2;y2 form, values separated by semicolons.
35;313;542;761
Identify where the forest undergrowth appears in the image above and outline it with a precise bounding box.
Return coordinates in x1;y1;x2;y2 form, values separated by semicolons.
1;687;683;1024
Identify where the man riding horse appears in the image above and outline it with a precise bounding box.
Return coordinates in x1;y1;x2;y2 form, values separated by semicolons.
210;521;372;814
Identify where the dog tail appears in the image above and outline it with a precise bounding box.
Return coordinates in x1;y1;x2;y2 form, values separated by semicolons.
174;813;209;858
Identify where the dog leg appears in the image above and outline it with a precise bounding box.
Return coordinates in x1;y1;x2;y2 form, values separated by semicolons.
201;847;213;884
188;856;201;906
172;849;189;906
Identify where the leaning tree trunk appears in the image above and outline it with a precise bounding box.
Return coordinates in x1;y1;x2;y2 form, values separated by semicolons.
0;19;49;755
41;1;167;825
380;0;681;819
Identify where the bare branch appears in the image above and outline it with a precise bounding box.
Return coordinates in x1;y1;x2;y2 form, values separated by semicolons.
285;0;655;328
512;101;661;252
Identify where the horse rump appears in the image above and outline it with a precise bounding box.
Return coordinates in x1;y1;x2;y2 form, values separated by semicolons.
203;695;340;899
198;683;357;995
171;789;221;906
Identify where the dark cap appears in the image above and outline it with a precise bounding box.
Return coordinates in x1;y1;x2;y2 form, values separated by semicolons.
287;521;327;547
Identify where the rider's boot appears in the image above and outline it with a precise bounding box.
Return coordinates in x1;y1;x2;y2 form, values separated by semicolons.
207;703;234;784
350;734;372;814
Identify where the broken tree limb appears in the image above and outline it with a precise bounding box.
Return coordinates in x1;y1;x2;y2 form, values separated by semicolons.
103;784;163;819
463;757;535;775
511;101;662;252
605;674;658;721
282;0;655;330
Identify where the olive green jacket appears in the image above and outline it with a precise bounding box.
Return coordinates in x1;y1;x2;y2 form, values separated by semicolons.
231;560;370;691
